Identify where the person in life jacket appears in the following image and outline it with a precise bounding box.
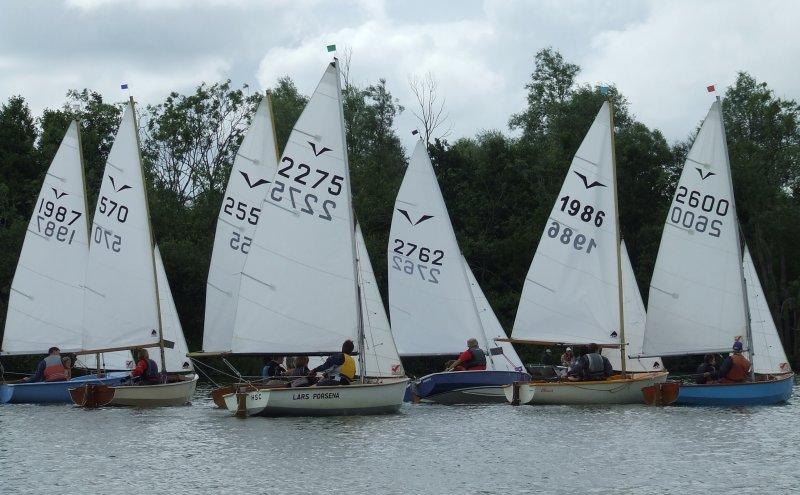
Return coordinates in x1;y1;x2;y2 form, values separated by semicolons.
567;343;612;381
715;339;752;383
445;338;487;371
309;340;357;386
23;347;68;383
131;348;161;384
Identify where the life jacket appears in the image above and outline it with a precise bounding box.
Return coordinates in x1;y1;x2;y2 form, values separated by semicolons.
584;353;607;380
43;355;67;382
334;354;356;381
463;348;487;370
138;358;160;381
724;354;751;382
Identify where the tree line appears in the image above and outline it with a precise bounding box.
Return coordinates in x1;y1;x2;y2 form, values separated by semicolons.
1;48;798;371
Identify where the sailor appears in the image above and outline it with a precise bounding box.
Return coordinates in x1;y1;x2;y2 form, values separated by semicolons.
560;347;574;367
566;344;612;381
308;340;357;386
22;347;67;383
540;348;556;366
696;354;717;384
261;355;286;379
131;348;161;384
715;340;752;383
445;338;487;372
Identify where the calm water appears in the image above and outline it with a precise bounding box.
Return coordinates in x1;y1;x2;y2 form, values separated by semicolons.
1;382;799;494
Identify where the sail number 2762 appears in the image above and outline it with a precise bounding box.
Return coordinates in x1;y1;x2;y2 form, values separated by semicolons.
391;239;443;284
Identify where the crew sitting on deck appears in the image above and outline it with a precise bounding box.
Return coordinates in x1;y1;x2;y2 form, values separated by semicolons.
560;347;574;367
566;344;612;381
696;354;717;384
445;338;487;371
285;356;311;377
61;356;73;381
308;340;356;386
261;355;286;379
540;348;556;366
131;348;161;384
23;346;67;382
715;339;752;383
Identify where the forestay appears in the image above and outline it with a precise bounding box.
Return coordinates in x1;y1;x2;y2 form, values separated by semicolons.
356;224;404;376
83;101;161;351
3;121;88;355
155;247;193;372
232;62;359;354
642;101;747;357
203;97;279;353
463;257;524;372
512;102;620;346
604;241;663;372
388;139;485;356
744;247;791;374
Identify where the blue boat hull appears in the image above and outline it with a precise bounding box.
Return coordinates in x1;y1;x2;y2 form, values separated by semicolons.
405;370;531;404
675;373;795;406
1;372;129;404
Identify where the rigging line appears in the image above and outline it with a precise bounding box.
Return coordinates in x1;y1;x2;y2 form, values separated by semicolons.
221;358;244;381
189;362;221;388
189;358;246;382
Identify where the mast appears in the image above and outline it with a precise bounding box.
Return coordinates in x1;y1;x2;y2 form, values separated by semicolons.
608;95;627;375
332;58;366;383
130;95;167;374
717;95;755;380
460;255;497;370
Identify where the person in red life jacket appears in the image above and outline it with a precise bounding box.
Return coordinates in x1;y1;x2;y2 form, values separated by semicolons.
715;339;752;383
23;347;68;382
131;348;161;384
445;338;487;372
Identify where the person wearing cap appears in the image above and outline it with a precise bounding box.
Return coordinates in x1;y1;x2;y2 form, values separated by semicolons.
566;343;612;381
445;338;486;371
714;340;751;383
560;347;574;367
540;348;556;366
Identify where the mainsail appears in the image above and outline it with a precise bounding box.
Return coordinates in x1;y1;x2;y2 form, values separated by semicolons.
463;257;525;372
388;139;485;356
83;100;161;351
511;102;621;346
642;101;748;357
231;62;359;354
2;121;88;354
203;96;279;353
744;247;791;374
604;241;663;372
155;247;193;372
356;223;404;376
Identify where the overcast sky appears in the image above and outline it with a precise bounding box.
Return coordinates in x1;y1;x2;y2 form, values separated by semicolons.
2;0;798;151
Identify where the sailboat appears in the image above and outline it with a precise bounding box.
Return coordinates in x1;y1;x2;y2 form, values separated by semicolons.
220;60;408;417
601;241;664;373
640;99;794;406
1;121;129;404
388;138;528;404
502;101;668;405
68;98;197;407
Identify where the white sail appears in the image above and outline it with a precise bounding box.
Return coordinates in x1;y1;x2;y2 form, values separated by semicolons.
643;101;747;357
604;241;664;372
744;247;791;374
2;121;89;354
203;97;279;353
83;101;161;351
512;102;621;345
231;62;359;354
356;223;404;377
75;351;133;371
155;247;194;372
463;257;525;372
388;139;485;356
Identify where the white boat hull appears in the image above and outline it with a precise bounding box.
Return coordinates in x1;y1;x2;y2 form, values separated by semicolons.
223;377;408;417
70;374;198;407
503;372;669;405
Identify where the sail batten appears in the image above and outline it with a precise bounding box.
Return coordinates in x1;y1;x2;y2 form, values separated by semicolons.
512;102;621;346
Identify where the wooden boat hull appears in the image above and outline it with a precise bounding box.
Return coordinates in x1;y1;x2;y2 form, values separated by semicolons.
222;377;408;417
0;372;129;404
672;373;795;406
69;374;198;407
503;371;669;405
406;370;531;404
